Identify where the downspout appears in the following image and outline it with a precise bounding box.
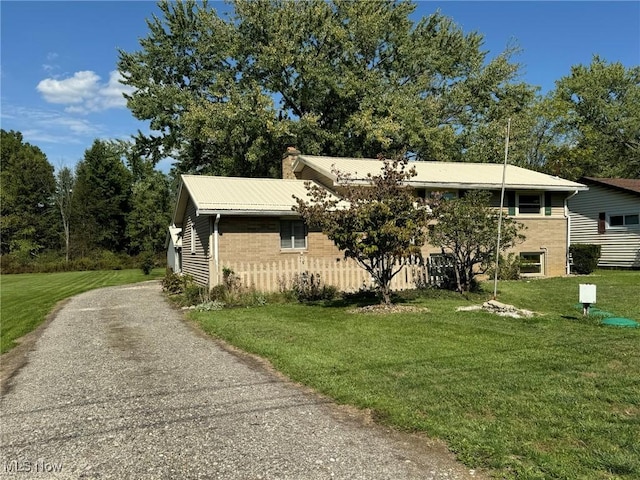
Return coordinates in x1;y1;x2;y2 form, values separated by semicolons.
213;214;221;287
565;190;579;275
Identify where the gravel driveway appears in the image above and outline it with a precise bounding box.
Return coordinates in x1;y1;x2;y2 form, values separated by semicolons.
1;281;483;479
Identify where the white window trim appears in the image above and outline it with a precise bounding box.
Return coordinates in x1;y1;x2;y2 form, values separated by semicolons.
280;219;307;251
520;251;545;277
190;223;196;254
516;192;543;216
606;212;640;229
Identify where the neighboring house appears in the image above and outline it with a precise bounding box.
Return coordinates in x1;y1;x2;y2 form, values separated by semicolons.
568;177;640;269
166;225;182;273
171;148;587;291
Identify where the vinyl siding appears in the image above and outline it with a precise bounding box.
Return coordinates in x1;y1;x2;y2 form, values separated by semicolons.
181;198;211;286
569;185;640;268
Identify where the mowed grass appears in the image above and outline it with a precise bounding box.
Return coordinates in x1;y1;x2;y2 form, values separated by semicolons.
192;270;640;480
1;269;164;353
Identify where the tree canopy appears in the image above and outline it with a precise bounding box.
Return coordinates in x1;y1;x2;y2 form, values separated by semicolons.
71;140;133;255
534;57;640;180
0;130;57;257
428;190;525;293
118;0;534;176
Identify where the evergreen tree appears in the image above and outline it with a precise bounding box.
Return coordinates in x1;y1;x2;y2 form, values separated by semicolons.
71;140;132;255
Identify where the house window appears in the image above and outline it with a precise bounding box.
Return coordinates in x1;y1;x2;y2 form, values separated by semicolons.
608;213;640;228
425;190;457;200
517;193;542;215
190;223;196;254
280;220;307;250
520;252;544;275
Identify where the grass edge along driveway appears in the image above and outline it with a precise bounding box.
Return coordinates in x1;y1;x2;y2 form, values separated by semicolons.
1;269;163;353
192;270;640;480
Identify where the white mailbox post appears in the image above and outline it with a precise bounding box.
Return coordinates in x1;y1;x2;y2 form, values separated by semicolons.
579;284;597;316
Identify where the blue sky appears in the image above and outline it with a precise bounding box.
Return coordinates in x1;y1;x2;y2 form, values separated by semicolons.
1;1;638;172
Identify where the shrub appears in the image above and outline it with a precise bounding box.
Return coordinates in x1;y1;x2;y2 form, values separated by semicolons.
290;271;338;302
209;268;270;307
570;244;601;275
222;267;242;290
183;282;208;306
209;284;228;302
162;271;195;294
486;253;521;281
140;251;155;275
161;270;208;306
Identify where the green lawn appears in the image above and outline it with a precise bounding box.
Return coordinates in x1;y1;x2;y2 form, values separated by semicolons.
0;269;164;353
191;270;640;480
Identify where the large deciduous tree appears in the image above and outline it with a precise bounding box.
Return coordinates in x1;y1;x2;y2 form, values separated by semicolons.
535;57;640;180
428;190;525;293
294;158;431;305
118;0;534;175
0;130;57;257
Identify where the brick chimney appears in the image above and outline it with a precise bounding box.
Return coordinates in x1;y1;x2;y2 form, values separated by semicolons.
282;146;300;180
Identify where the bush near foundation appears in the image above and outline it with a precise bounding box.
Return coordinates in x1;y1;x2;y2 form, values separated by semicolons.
570;244;601;274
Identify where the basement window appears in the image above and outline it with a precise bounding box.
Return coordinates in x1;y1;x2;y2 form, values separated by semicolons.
280;220;307;250
520;252;544;276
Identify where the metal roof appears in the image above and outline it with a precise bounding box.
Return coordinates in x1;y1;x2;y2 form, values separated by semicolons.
173;175;328;225
295;155;588;192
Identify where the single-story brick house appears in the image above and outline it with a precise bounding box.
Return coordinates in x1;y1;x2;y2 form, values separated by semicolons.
171;149;587;291
568;177;640;269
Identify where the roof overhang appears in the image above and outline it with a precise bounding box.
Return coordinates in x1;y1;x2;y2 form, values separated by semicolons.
580;177;640;196
295;155;588;192
196;209;300;217
339;180;589;192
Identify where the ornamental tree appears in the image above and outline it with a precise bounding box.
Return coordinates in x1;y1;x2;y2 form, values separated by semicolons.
294;157;431;305
428;190;525;293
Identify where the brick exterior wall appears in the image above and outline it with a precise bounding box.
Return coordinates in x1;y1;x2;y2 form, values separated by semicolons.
189;212;568;288
218;216;343;266
513;217;568;277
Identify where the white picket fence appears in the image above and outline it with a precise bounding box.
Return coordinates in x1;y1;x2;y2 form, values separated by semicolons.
219;256;435;293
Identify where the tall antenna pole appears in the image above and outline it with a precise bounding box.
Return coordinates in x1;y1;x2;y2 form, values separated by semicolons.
493;118;511;300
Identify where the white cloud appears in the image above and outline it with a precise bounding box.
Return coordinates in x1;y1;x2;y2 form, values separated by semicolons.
36;70;135;113
99;71;135;108
37;70;100;104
